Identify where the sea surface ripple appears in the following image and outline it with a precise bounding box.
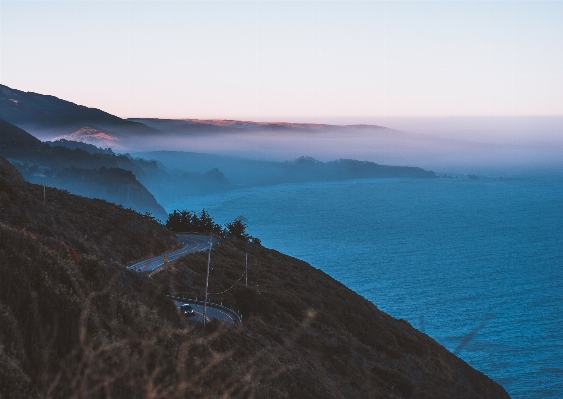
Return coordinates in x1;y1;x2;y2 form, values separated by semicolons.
166;172;563;399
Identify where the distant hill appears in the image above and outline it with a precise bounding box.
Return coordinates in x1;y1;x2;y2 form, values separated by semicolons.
0;85;451;209
135;150;435;186
3;85;559;169
0;118;168;221
52;126;124;149
48;138;115;155
128;150;436;211
0;84;160;142
129;117;389;136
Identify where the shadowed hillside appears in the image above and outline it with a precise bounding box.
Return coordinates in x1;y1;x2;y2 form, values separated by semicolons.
0;118;168;221
0;155;177;264
152;239;510;399
0;223;187;399
0;156;509;398
0;84;159;141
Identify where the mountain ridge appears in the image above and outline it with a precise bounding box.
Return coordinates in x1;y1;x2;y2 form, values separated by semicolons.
0;84;159;141
0;117;168;220
127;117;396;140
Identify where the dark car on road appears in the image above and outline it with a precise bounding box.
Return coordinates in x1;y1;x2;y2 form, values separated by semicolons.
180;304;195;317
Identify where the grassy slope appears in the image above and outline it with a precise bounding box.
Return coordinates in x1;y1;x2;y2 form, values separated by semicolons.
0;224;183;399
0;155;184;398
0;155;177;265
0;156;509;398
152;240;510;399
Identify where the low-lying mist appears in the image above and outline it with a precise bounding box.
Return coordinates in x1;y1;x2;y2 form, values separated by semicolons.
316;116;563;146
128;125;563;174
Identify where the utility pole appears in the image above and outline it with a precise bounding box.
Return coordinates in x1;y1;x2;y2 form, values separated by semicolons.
43;183;46;205
203;232;212;326
245;253;248;288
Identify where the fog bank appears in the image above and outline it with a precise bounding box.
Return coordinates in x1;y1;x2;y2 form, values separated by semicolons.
126;125;563;173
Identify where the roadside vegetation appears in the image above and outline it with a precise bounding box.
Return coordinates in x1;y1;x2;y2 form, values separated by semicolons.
165;209;224;236
166;209;259;243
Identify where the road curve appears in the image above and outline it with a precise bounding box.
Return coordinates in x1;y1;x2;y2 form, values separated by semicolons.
127;233;221;273
174;301;237;325
127;234;238;325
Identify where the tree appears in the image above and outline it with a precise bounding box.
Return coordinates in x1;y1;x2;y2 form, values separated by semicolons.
166;209;184;231
166;209;224;236
225;219;250;242
199;209;213;232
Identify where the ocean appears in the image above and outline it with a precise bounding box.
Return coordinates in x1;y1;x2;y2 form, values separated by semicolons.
164;171;563;399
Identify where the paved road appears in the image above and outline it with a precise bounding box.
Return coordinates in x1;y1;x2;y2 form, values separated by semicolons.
127;233;221;273
174;301;237;325
127;234;239;325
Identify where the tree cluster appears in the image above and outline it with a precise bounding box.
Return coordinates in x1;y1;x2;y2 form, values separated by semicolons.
224;219;250;241
165;209;224;236
166;209;258;243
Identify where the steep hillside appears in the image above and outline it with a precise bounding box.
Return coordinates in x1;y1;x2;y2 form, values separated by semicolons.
0;117;43;148
0;155;177;264
0;84;159;140
0;223;184;399
0;154;25;183
152;240;510;399
0;118;168;220
0;157;509;398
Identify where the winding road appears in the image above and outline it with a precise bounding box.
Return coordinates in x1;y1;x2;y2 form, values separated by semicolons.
127;233;239;324
173;301;238;325
127;233;220;273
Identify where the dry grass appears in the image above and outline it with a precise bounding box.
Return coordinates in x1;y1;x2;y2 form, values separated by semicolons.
149;239;510;399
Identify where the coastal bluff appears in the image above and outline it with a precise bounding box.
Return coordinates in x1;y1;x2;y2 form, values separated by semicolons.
0;156;510;398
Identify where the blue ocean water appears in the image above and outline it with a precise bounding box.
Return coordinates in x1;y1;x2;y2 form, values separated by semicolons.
165;172;563;399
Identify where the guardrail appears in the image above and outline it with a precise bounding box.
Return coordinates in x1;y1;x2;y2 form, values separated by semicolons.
166;294;243;323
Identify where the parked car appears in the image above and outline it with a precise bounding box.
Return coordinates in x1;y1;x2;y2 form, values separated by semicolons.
180;304;195;317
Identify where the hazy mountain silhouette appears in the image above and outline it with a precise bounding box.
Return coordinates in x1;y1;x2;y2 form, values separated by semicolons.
135;151;435;187
0;84;160;142
129;118;563;169
129;117;389;136
2;85;560;169
0;118;167;220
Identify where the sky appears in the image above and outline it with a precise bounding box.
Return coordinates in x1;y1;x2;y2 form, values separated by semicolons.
0;1;562;133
